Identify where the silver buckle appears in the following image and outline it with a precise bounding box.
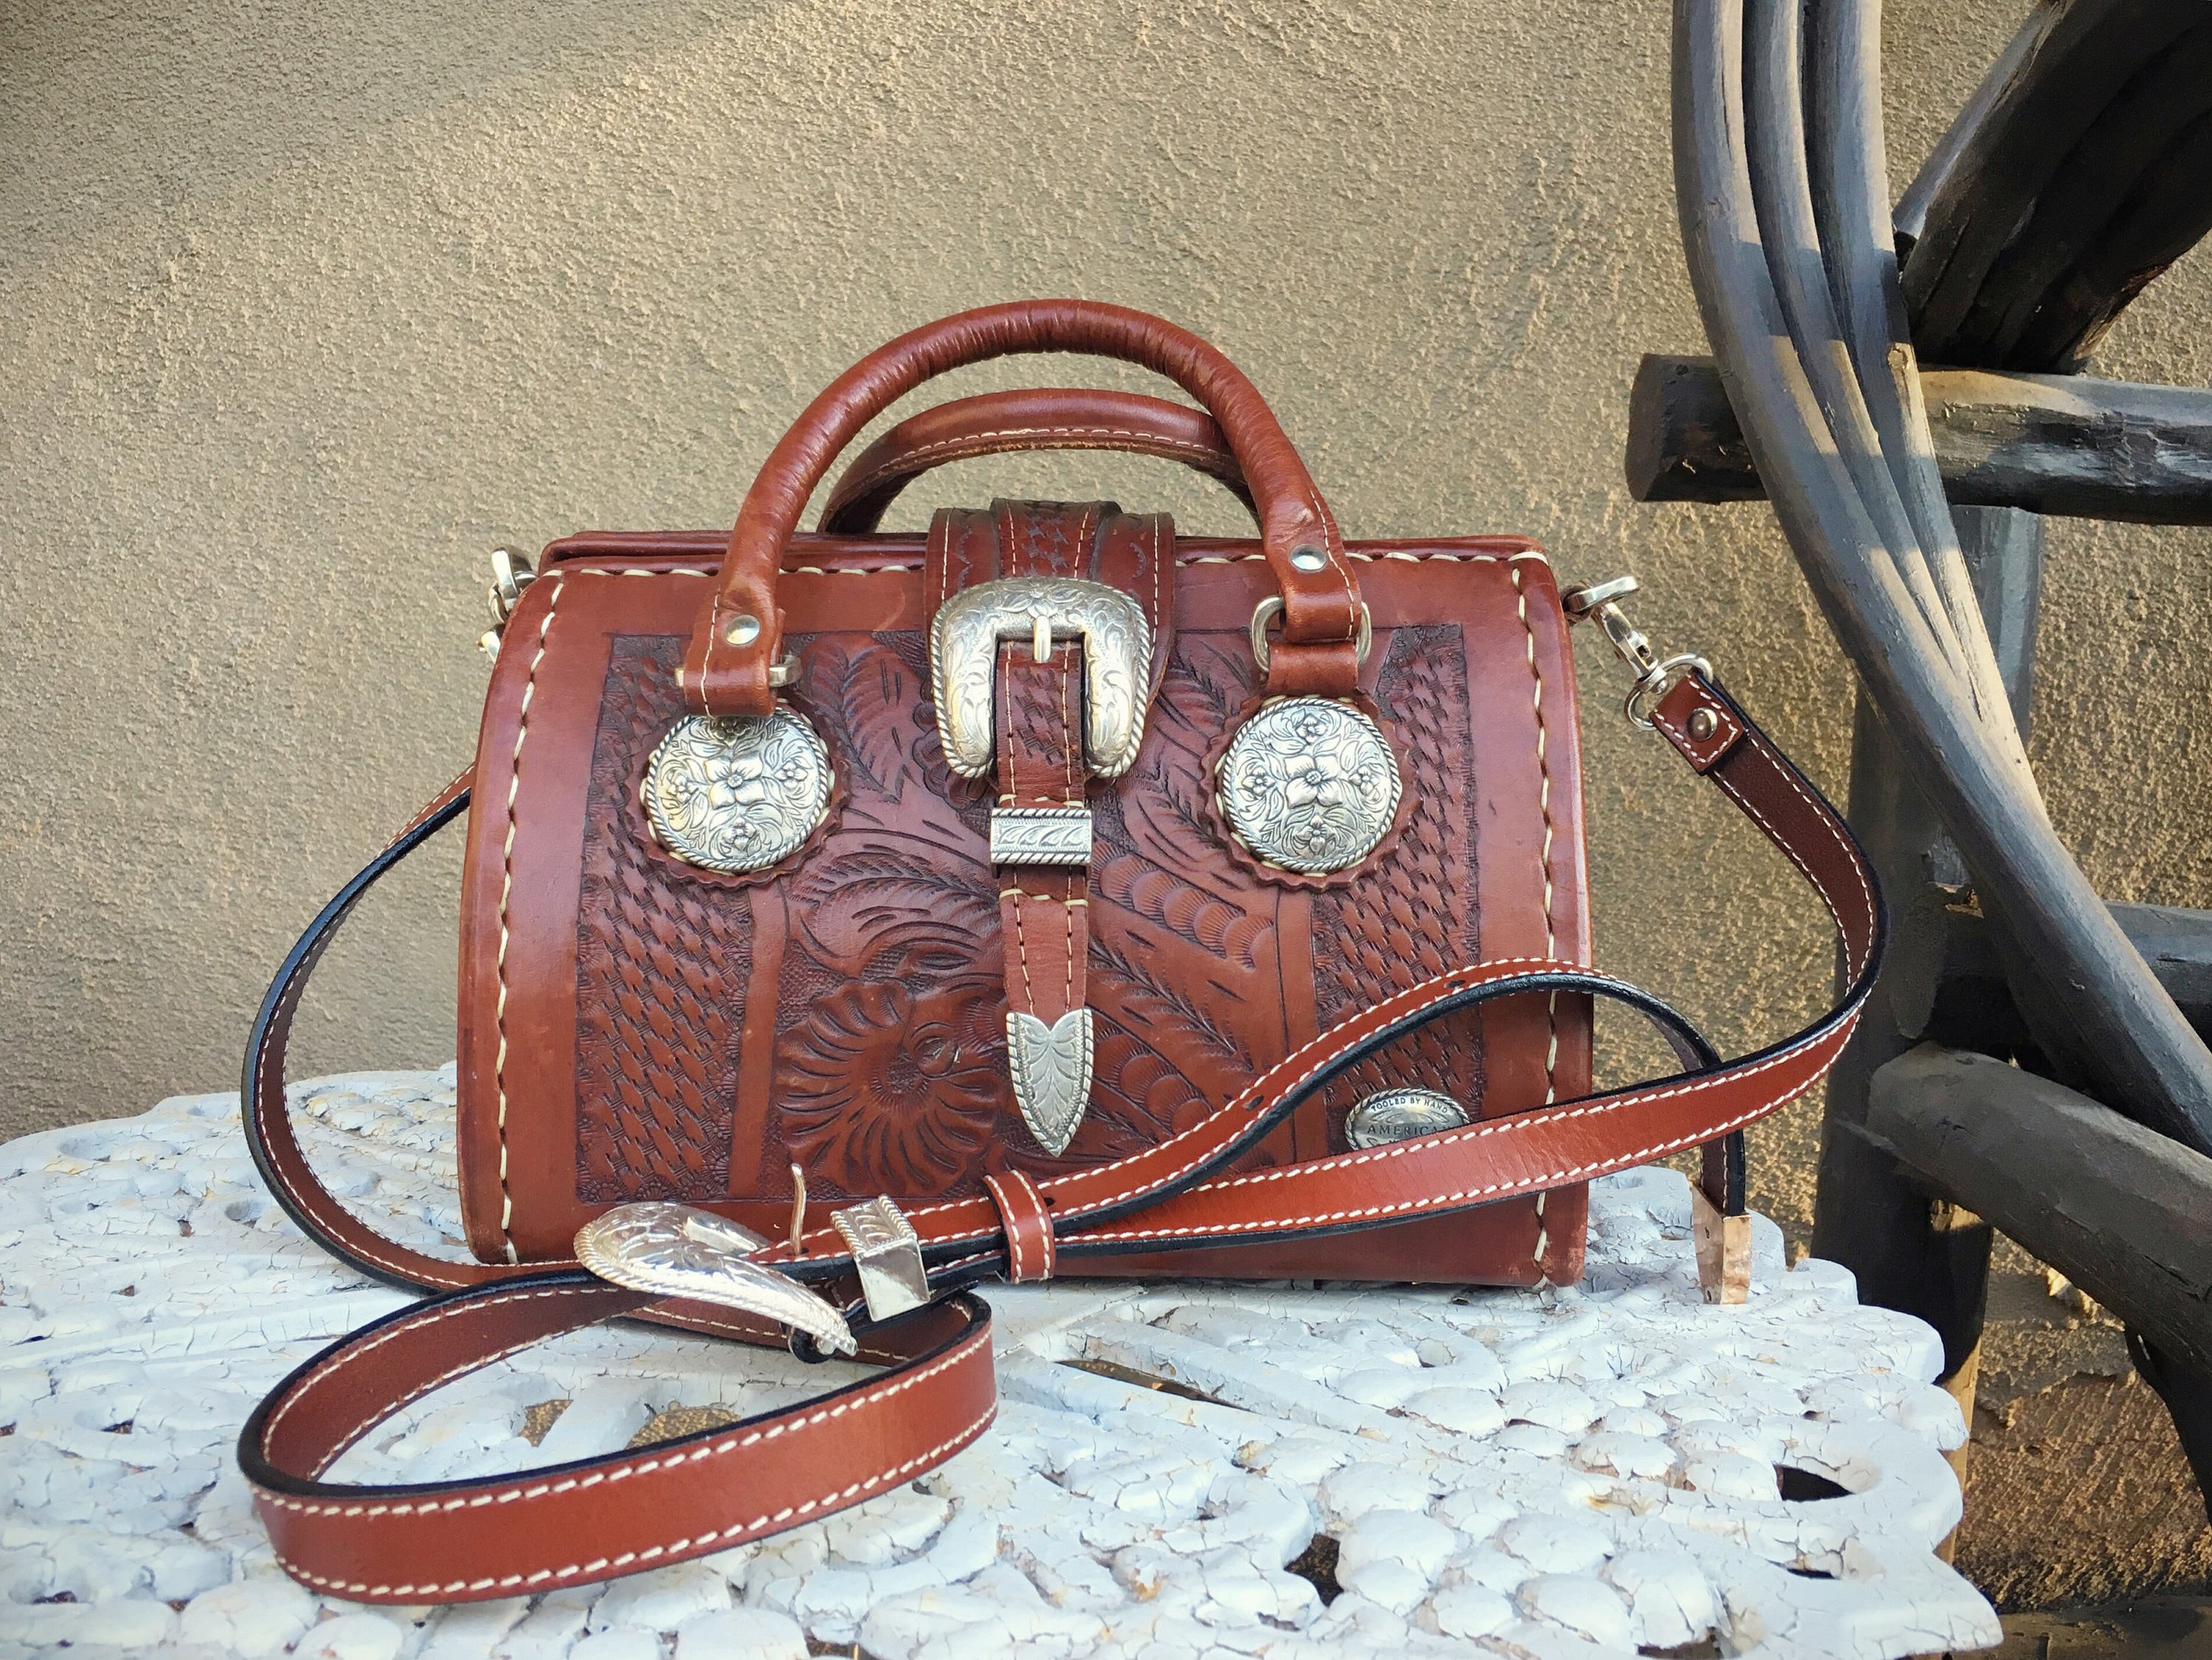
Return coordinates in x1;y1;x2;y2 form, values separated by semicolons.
929;577;1152;780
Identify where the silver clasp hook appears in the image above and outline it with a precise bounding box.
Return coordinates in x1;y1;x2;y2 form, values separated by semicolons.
1561;574;1712;729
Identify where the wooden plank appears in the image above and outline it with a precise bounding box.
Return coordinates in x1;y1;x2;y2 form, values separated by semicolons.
1865;1043;2212;1379
1627;353;2212;524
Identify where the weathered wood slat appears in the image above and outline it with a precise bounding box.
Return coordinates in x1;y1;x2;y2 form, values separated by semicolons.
1675;0;2212;1151
1627;353;2212;523
1898;0;2212;371
1812;507;2041;1383
1939;900;2212;1041
1866;1044;2212;1380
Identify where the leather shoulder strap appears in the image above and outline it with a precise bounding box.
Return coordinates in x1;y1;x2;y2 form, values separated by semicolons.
239;669;1881;1602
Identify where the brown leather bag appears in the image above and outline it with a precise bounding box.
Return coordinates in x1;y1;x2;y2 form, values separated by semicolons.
237;302;1882;1603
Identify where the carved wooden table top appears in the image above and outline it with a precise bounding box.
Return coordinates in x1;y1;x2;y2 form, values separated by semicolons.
0;1070;2001;1659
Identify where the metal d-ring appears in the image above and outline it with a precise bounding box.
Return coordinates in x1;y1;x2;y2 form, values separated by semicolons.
1624;653;1714;729
1248;596;1372;676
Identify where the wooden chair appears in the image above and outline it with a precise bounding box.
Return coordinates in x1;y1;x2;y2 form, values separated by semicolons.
1629;0;2212;1507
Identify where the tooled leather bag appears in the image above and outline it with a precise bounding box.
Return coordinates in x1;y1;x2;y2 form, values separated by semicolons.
236;301;1884;1603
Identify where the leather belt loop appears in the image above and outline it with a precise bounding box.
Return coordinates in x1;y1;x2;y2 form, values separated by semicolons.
983;1168;1057;1283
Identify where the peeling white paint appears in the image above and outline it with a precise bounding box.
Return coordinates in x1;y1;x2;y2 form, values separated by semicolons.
0;1069;2002;1657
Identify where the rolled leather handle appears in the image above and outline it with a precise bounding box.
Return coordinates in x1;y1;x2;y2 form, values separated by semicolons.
816;387;1256;535
684;300;1363;717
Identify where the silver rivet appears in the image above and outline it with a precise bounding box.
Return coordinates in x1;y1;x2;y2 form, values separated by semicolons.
1289;546;1328;574
724;614;762;647
1687;707;1718;741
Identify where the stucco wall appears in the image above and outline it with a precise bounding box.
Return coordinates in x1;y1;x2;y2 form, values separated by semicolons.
5;1;2209;1246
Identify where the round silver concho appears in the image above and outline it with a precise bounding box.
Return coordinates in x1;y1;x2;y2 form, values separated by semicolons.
643;706;832;874
1216;698;1404;875
1344;1087;1470;1150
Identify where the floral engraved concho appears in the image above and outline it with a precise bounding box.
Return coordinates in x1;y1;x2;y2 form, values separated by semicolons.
643;706;832;874
1216;698;1404;875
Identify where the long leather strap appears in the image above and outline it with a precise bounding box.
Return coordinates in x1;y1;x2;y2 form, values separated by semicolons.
240;669;1881;1602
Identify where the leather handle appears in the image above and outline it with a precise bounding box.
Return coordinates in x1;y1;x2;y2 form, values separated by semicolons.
683;301;1362;716
816;387;1256;535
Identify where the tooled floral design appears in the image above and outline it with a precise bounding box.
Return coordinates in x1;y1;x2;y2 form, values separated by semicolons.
779;979;1007;1192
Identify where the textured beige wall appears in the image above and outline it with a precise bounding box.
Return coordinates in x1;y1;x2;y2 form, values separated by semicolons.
5;1;2210;1245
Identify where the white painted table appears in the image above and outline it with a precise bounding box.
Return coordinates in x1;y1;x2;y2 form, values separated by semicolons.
0;1070;2000;1659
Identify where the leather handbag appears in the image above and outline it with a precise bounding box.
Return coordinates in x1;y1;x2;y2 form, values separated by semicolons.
235;301;1882;1603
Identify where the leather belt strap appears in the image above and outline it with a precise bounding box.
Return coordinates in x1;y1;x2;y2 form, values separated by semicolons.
929;499;1176;1157
239;669;1882;1602
240;1285;994;1602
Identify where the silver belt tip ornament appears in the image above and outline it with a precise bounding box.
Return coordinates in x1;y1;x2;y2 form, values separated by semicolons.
1007;1008;1095;1156
574;1202;856;1356
644;704;832;874
930;576;1152;779
1218;698;1402;875
831;1196;931;1323
1345;1087;1470;1150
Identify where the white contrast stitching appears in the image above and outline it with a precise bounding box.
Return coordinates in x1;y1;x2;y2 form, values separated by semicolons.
1014;1169;1054;1279
265;1401;997;1599
1071;1020;1860;1243
260;1284;608;1451
254;1313;990;1520
986;1173;1028;1282
546;548;1550;577
389;766;473;844
1509;562;1561;1107
879;956;1630;1256
493;577;561;1262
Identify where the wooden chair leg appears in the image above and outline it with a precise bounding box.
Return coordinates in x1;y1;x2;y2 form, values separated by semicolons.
1812;507;2039;1386
2129;1330;2212;1529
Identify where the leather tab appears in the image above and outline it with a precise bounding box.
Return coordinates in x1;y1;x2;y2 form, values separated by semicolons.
1265;637;1363;698
1652;675;1744;774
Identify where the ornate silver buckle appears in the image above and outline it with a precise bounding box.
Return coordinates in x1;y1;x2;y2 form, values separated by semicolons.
928;576;1152;780
1219;597;1402;876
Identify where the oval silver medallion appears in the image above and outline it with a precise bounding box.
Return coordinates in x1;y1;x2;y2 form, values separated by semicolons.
1216;698;1403;875
644;706;832;874
575;1202;855;1356
1344;1087;1470;1150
